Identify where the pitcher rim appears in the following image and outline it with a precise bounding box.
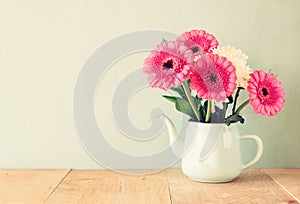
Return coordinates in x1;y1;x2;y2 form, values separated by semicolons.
187;120;239;126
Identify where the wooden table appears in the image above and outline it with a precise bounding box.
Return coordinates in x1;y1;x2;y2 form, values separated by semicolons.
0;169;299;203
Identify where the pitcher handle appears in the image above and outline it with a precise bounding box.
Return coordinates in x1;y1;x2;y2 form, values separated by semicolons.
240;135;263;169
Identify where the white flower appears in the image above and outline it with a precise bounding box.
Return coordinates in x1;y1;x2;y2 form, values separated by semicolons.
213;45;251;88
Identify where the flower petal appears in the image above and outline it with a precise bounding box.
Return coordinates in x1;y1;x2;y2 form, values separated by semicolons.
247;70;285;116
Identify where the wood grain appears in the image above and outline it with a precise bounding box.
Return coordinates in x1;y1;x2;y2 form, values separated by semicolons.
46;170;170;204
45;170;120;204
167;168;299;204
116;170;170;204
0;169;70;204
264;169;300;203
1;169;299;203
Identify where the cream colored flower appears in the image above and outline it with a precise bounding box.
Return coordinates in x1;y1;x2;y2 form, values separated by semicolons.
213;45;251;88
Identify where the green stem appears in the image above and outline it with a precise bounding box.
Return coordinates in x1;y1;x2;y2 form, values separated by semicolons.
235;99;250;114
205;100;211;122
182;81;200;121
232;87;242;114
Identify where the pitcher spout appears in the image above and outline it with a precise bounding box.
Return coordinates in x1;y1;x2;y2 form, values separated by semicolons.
159;114;183;157
159;114;177;145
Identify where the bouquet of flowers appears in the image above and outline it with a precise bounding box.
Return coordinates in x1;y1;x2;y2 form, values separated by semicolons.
142;30;285;125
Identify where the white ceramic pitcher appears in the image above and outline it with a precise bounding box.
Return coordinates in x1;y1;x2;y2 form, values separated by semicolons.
161;115;263;183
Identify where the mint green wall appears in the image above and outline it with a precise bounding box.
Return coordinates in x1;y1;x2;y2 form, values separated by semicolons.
0;0;299;168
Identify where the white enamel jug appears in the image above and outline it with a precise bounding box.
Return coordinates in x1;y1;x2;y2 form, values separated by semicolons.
161;115;263;183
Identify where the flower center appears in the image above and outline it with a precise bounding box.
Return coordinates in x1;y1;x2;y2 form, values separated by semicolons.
191;46;200;53
162;59;174;70
262;87;269;97
209;74;217;83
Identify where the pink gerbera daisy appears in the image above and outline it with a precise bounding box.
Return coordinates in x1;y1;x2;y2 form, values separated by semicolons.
247;70;285;116
143;41;193;90
190;54;237;102
177;30;219;56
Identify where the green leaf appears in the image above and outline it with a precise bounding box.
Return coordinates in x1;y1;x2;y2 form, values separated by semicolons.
199;105;206;122
161;38;167;42
170;86;187;100
162;95;197;120
193;95;202;106
175;98;197;120
186;79;191;86
162;95;178;103
211;104;227;123
225;114;245;126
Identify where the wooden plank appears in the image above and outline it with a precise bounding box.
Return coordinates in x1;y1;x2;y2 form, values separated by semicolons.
0;169;70;204
167;168;299;204
117;170;170;204
45;170;120;203
46;169;171;204
1;169;299;203
264;169;300;202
